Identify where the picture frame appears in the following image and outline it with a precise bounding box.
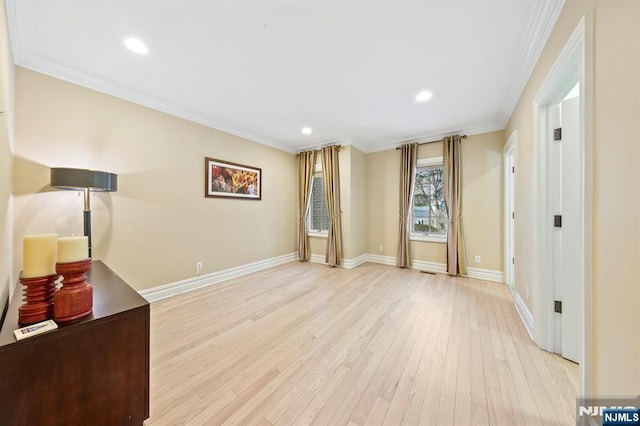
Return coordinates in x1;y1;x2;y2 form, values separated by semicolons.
205;157;262;200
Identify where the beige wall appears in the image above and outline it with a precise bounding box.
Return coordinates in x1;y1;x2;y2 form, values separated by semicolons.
506;0;640;395
365;148;400;258
13;68;297;291
309;145;368;262
366;131;504;271
348;146;367;259
460;131;504;271
339;146;352;259
0;2;14;311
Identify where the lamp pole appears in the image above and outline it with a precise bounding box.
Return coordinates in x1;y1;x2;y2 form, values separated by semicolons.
50;167;118;260
83;187;92;258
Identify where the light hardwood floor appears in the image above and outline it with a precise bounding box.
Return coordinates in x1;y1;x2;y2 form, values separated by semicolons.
148;262;578;425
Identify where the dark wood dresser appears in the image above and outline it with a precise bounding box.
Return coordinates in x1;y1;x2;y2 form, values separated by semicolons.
0;261;150;426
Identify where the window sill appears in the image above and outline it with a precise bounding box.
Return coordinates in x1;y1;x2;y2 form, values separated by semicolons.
410;234;447;243
308;232;328;238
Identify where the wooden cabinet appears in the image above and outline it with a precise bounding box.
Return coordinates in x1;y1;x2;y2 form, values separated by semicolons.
0;261;149;426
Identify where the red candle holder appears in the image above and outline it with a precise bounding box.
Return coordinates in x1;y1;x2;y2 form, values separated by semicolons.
54;259;93;323
18;273;59;326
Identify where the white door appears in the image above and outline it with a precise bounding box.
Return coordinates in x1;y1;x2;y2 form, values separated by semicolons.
504;144;516;290
548;94;581;363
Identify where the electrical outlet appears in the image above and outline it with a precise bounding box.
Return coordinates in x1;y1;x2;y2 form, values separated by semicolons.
379;245;383;252
196;261;203;271
474;255;481;263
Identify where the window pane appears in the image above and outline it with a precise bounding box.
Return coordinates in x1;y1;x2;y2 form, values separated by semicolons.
412;165;447;236
310;176;329;232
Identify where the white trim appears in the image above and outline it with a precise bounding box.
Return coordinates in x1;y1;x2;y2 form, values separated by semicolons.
581;12;594;398
364;255;503;281
309;253;368;270
308;231;328;238
416;156;443;167
365;254;396;266
141;252;506;304
139;252;297;302
532;14;593;397
22;60;297;153
466;267;504;283
409;234;447;243
500;0;566;127
365;123;505;154
342;254;368;270
514;291;534;340
503;130;517;292
309;253;326;265
410;260;447;274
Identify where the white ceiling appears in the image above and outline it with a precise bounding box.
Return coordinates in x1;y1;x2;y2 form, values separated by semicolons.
6;0;564;153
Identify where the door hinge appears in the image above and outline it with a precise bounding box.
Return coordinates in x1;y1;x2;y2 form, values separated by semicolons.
554;215;562;228
512;166;515;173
512;257;515;264
554;128;562;141
512;212;515;219
554;300;563;314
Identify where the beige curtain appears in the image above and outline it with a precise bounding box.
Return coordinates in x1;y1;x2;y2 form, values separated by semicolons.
443;135;467;275
397;143;418;268
321;145;342;267
297;150;317;261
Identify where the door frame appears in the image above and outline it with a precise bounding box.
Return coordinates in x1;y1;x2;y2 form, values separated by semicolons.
503;130;517;294
532;13;593;396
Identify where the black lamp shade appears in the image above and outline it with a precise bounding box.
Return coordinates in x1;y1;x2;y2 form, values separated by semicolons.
50;168;117;192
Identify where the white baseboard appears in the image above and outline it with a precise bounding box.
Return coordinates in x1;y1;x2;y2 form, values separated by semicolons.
410;259;447;273
142;251;505;303
139;252;297;302
466;267;504;283
514;291;534;340
365;254;396;266
342;254;368;269
364;256;504;282
309;254;326;265
308;253;368;269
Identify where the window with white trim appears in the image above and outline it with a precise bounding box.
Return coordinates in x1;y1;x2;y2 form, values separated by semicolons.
308;167;329;235
411;157;448;241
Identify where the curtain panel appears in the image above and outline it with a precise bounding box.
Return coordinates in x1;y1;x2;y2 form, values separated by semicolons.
443;135;468;275
297;150;317;261
321;145;342;267
397;143;418;268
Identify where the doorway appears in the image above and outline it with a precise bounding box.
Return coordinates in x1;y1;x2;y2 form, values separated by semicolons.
503;131;517;295
532;14;593;394
547;89;581;363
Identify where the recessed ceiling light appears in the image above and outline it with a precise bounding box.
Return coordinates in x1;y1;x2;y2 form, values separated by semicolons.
301;127;312;135
124;37;149;55
416;91;433;102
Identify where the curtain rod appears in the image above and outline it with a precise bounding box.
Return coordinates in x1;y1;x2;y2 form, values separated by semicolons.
395;134;467;150
296;144;342;155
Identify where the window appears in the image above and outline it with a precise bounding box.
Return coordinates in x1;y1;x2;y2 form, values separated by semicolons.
308;173;329;235
411;157;447;241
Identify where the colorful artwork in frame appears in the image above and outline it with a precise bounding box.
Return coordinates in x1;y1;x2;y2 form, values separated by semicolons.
205;157;261;200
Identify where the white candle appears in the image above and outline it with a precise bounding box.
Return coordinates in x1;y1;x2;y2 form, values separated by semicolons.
23;234;58;278
57;236;89;263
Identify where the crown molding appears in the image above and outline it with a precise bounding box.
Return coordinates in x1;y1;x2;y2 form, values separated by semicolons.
363;122;506;154
500;0;566;127
17;54;298;154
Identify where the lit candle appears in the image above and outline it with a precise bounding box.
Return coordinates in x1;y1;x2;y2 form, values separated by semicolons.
57;236;89;263
23;234;58;278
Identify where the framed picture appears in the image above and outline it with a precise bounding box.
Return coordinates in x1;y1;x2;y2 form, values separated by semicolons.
205;157;261;200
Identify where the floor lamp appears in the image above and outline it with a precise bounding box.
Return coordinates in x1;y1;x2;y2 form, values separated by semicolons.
50;167;118;258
